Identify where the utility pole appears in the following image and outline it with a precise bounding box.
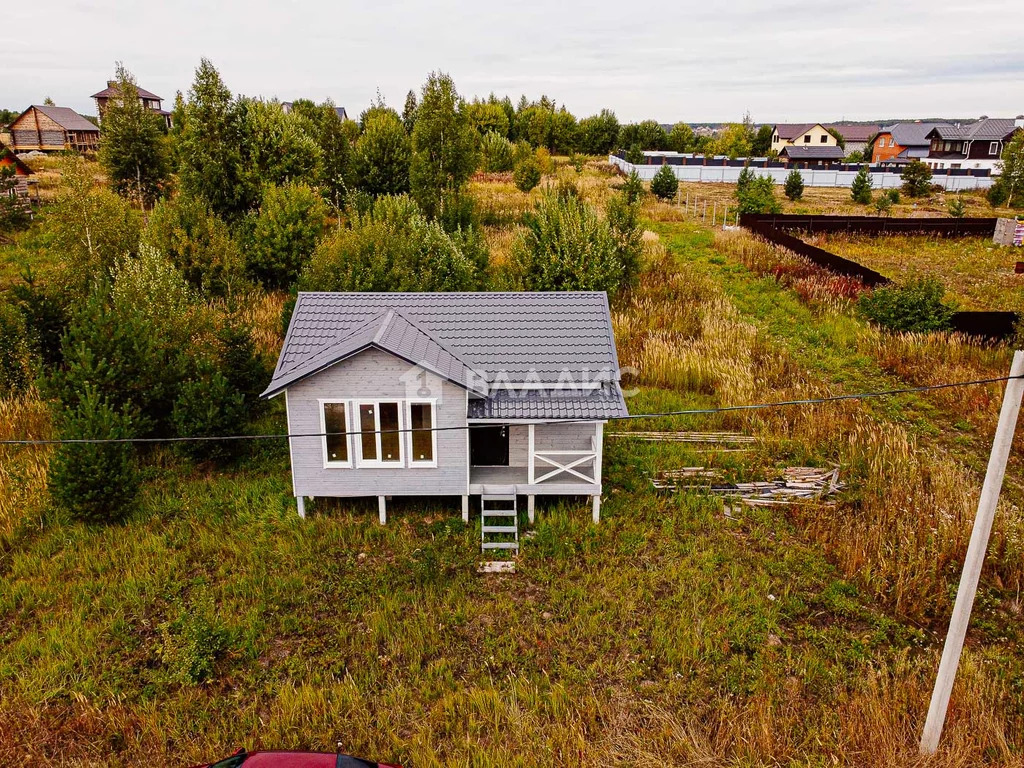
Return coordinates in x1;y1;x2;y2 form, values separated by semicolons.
920;350;1024;754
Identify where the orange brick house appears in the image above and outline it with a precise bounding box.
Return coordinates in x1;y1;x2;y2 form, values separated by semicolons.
871;122;950;165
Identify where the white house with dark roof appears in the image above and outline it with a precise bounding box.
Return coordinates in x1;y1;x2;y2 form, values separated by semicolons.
769;123;839;155
262;292;627;551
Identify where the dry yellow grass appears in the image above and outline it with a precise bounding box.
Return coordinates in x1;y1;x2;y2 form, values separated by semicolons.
0;391;52;539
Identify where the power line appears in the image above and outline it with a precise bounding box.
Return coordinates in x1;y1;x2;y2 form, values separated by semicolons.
1;373;1020;446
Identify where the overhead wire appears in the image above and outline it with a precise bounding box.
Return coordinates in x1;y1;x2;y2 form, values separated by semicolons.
1;373;1021;446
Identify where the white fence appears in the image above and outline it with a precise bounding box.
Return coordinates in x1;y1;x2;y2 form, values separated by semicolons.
608;155;994;191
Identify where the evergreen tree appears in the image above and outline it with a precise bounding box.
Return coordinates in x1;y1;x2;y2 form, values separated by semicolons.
947;194;966;218
48;388;139;524
621;169;644;203
784;169;804;201
751;124;774;156
513;157;542;192
851;166;873;204
577;109;620;155
736;165;756;193
98;63;170;207
410;72;479;221
351;110;411;197
901;159;933;198
649;163;678;200
244;182;328;290
176;59;249;220
288;99;352;212
402;90;418;133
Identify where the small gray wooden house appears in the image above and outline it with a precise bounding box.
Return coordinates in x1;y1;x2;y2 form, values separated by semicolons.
262;292;627;543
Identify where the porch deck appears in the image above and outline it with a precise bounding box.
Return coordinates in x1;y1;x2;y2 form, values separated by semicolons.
469;466;600;496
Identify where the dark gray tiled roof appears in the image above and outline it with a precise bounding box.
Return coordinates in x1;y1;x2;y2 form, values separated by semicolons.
263;308;485;397
263;293;624;420
884;122;951;148
781;145;845;160
468;383;628;420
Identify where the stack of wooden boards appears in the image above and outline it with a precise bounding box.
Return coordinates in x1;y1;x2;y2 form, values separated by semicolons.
653;466;843;507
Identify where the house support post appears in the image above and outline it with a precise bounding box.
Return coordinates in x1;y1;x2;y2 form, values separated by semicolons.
461;495;469;524
296;496;306;519
378;496;387;525
527;495;535;525
592;495;601;524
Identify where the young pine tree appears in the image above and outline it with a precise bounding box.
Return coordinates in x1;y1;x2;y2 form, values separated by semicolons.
901;159;933;198
48;388;139;524
649;163;679;200
947;194;966;218
851;166;873;204
784;169;804;201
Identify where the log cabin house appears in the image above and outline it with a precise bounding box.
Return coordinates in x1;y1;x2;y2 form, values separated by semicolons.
262;292;628;554
8;105;100;153
92;82;172;129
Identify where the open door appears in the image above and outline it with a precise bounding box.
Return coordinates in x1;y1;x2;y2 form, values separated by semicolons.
470;425;509;466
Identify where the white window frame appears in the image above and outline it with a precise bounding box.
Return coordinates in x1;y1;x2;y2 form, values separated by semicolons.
989;141;999;156
354;400;405;468
319;399;352;469
406;399;438;468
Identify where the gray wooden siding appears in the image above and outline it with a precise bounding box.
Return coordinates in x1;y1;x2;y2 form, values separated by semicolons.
534;422;598;451
285;348;469;498
509;425;528;466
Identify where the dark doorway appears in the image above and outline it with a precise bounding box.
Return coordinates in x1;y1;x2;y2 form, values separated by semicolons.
470;425;509;466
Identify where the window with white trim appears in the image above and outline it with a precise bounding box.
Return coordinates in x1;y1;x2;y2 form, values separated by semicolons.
989;141;999;156
357;401;403;465
321;401;350;466
408;401;436;465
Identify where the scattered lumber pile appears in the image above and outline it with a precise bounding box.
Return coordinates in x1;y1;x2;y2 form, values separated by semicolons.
653;466;843;507
608;431;756;444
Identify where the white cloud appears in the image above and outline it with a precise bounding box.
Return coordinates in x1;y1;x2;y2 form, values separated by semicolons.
4;0;1022;123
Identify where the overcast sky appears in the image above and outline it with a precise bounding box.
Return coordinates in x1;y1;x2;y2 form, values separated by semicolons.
5;0;1023;124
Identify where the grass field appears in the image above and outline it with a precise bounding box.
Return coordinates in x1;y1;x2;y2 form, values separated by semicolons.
2;162;1024;765
807;233;1024;311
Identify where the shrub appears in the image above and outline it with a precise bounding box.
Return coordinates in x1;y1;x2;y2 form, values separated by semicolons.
624;144;644;164
0;301;34;396
49;156;143;296
157;592;228;685
850;167;873;204
621;170;645;204
52;252;203;437
143;194;246;296
736;176;781;214
47;388;139;524
873;194;893;216
649;163;678;200
0;164;30;235
987;178;1009;207
858;277;957;333
299;195;479;292
244;182;328;290
886;188;900;204
10;272;68;366
784;169;804;201
901;159;933;198
947;194;967;218
217;321;269;414
606;194;644;290
513;158;542;192
513;191;626;294
172;369;246;462
480;131;517;172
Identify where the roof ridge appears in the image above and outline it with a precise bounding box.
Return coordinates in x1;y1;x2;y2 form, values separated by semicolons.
385;307;481;374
